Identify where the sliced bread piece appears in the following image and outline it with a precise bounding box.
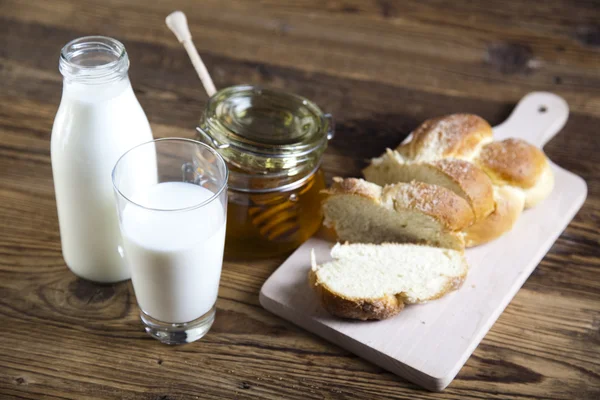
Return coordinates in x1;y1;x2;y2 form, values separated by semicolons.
363;152;495;222
322;177;473;251
309;243;469;320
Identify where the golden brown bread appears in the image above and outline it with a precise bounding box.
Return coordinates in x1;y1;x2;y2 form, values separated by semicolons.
322;177;472;250
312;113;554;321
476;138;547;188
396;114;493;161
326;176;382;199
475;138;554;208
364;154;495;222
382;180;474;232
431;159;495;220
364;113;554;246
463;186;525;247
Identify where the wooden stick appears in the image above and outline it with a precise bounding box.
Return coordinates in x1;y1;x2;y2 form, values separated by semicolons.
166;11;217;97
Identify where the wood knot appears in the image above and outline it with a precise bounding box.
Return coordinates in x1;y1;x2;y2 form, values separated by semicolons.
37;276;130;323
468;354;544;384
279;23;291;34
15;377;26;385
576;25;600;47
211;309;282;335
69;279;116;304
341;6;359;14
485;43;533;74
256;64;271;80
239;381;251;389
376;0;393;18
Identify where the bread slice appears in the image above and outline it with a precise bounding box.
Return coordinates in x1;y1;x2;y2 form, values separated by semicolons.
364;152;495;222
309;243;469;320
322;178;473;251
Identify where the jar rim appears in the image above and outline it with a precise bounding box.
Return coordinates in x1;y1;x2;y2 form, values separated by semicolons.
199;85;333;175
203;85;330;154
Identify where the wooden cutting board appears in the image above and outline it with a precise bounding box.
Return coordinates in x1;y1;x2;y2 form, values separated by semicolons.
259;92;587;391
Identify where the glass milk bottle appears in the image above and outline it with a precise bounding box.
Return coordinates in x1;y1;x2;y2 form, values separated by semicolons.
51;36;153;283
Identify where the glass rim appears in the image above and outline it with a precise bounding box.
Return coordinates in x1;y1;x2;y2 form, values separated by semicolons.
112;138;229;213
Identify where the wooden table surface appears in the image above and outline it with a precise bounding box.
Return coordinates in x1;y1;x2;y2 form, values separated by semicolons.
1;0;599;399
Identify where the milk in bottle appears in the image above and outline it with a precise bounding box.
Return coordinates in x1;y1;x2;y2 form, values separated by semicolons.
51;36;153;282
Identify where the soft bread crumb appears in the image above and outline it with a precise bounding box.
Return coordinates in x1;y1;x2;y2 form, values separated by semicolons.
322;178;469;251
310;243;468;320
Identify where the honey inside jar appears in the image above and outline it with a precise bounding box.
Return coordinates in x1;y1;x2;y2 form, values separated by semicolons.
226;169;326;259
197;85;333;259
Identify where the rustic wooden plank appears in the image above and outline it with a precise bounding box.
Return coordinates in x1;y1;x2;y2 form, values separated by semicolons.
0;0;599;398
1;43;599;185
1;0;599;116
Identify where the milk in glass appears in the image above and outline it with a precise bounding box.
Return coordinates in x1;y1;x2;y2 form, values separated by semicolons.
112;138;228;344
121;182;226;323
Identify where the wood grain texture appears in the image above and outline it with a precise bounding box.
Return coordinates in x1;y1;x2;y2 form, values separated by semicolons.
0;0;598;399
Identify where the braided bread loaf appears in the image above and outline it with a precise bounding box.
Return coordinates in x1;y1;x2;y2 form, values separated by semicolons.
363;113;553;247
323;114;553;248
313;114;554;320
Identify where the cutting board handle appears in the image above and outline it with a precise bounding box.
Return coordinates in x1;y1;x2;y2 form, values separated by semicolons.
493;92;569;148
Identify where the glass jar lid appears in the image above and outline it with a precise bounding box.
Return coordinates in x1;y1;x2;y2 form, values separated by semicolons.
198;85;333;177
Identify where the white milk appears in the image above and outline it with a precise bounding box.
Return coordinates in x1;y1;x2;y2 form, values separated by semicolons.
121;182;226;323
51;37;153;283
51;75;153;282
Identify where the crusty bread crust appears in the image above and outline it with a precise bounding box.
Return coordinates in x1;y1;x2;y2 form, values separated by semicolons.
363;114;554;246
364;156;495;222
322;178;472;250
326;177;382;201
309;268;404;320
327;177;474;232
382;181;474;232
464;186;525;247
431;159;495;221
397;114;493;161
476;138;549;189
309;247;469;320
323;193;467;250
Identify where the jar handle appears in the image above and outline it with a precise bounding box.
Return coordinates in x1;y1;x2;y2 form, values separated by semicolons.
324;113;335;140
196;126;230;149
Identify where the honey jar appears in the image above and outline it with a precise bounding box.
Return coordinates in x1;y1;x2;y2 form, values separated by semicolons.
196;85;334;259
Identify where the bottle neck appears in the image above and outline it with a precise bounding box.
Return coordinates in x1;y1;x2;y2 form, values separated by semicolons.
59;36;129;85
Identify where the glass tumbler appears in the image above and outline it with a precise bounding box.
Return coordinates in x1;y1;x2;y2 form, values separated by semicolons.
112;138;228;344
